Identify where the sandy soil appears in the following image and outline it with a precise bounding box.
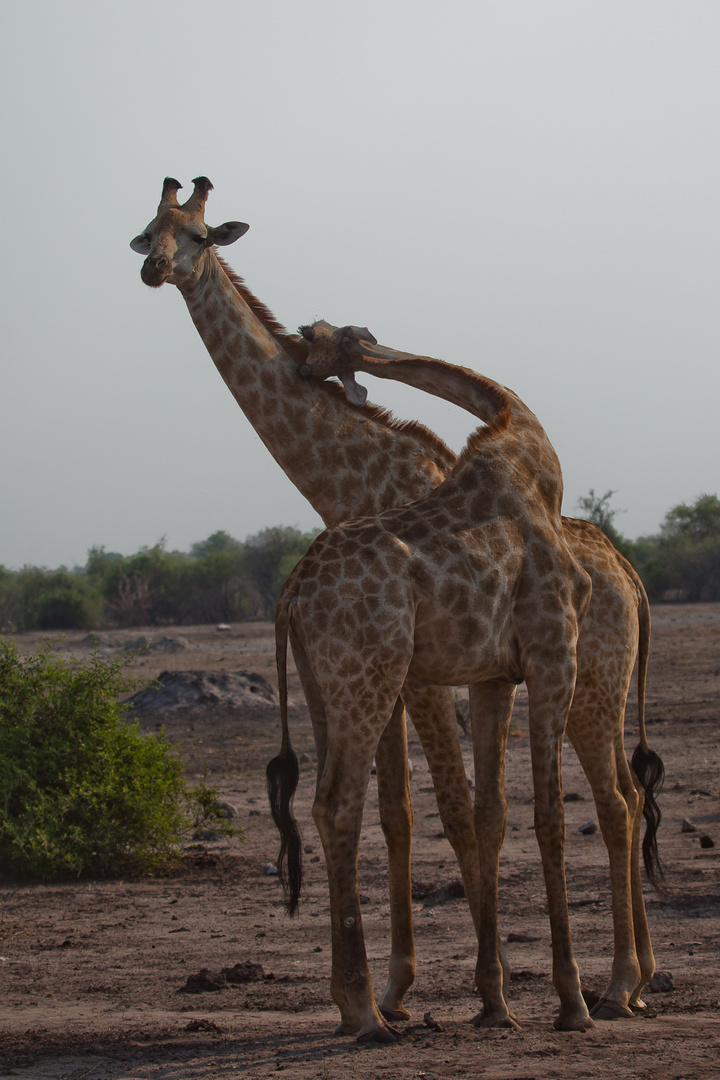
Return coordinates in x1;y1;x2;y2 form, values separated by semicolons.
1;604;719;1079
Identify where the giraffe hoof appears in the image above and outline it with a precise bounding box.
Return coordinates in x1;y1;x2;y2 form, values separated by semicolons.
380;1005;411;1022
589;996;633;1021
356;1023;401;1044
630;996;647;1011
553;1011;594;1032
471;1008;521;1031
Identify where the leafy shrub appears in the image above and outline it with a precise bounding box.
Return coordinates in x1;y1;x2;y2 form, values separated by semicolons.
0;639;237;880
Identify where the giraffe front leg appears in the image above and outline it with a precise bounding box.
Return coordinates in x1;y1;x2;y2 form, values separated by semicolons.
313;741;399;1043
468;679;520;1030
374;697;415;1022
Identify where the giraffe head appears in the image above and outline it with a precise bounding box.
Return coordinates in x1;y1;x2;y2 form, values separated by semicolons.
130;177;249;288
298;320;375;405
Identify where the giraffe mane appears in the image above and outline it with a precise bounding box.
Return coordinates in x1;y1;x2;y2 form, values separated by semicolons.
214;254;457;467
321;381;457;464
216;254;309;364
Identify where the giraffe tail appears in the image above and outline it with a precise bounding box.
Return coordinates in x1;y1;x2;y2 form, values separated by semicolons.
630;577;665;889
266;582;303;915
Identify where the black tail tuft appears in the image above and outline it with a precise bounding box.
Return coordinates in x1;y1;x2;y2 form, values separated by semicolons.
266;748;303;915
632;743;665;890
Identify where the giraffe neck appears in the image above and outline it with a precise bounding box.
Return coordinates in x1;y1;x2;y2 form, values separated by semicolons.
444;388;565;528
318;343;565;527
177;252;454;526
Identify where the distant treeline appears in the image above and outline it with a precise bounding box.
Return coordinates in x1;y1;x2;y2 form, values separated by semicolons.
1;493;719;632
0;527;319;632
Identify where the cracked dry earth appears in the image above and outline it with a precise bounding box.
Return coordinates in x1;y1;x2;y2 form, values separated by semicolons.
1;604;719;1079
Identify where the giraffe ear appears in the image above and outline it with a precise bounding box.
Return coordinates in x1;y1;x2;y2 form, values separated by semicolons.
340;373;368;407
130;232;152;254
207;221;250;246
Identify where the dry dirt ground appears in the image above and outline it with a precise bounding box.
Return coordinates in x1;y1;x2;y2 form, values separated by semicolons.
1;604;719;1079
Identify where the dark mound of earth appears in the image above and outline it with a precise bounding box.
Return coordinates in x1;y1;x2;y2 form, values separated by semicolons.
126;670;278;712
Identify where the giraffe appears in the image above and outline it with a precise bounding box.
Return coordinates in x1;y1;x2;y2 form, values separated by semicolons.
268;334;600;1037
291;324;664;1022
130;178;662;1031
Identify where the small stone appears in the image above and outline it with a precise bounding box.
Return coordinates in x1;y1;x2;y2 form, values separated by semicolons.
507;932;540;943
186;1018;223;1032
192;829;222;842
649;970;675;993
681;818;697;833
304;844;315;854
579;821;598;835
564;792;583;803
214;800;238;819
700;834;715;848
216;624;231;631
261;862;278;876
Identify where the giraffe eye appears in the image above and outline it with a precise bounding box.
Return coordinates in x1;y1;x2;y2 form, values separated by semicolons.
191;234;207;245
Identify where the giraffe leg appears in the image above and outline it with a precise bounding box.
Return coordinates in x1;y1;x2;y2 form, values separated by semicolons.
569;728;639;1020
466;679;519;1029
312;694;405;1043
403;683;513;1011
294;627;416;1023
526;670;593;1033
289;628;354;1029
401;682;513;1017
374;697;415;1022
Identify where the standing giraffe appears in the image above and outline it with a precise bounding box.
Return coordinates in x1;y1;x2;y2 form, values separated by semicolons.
270;329;660;1037
270;336;596;1038
130;178;661;1030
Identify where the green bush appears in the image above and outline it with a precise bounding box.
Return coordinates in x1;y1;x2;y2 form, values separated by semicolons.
0;639;237;880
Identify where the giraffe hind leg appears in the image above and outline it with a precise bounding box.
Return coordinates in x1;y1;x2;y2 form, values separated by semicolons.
374;696;415;1022
468;679;520;1029
568;724;641;1020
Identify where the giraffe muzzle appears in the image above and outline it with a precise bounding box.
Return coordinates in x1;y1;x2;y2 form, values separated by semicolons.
140;254;172;288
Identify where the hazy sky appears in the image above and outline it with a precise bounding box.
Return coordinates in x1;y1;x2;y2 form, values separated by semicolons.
1;1;718;569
